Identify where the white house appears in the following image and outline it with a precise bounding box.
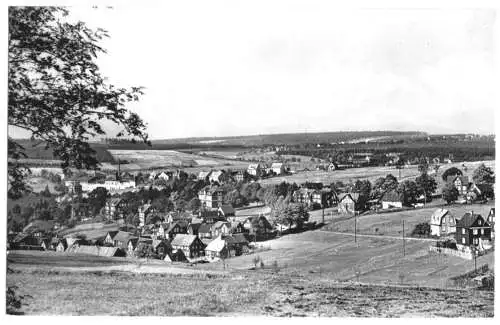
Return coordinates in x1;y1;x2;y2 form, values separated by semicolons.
430;208;456;237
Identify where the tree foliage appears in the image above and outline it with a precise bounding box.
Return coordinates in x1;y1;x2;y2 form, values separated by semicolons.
415;172;438;201
441;167;463;181
8;7;149;199
442;183;459;204
472;163;495;184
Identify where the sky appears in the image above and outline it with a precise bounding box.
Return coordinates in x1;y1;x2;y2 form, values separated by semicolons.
9;2;497;139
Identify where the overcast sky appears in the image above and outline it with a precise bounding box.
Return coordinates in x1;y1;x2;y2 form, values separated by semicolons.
9;2;497;139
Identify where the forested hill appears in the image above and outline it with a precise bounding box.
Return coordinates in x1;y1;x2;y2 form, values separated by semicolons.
150;131;427;147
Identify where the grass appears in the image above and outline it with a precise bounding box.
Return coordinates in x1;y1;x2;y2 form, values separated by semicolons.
326;202;495;237
7;266;493;316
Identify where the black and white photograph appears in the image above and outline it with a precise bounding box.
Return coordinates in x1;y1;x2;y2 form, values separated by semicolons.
4;0;497;317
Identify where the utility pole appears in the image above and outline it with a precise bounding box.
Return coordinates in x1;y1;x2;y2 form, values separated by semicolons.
402;220;406;257
322;206;325;224
354;212;357;243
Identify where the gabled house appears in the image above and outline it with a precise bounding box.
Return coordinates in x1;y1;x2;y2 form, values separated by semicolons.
198;171;212;181
430;208;456;237
218;205;235;219
381;191;404;209
227;233;249;255
487;208;495;227
56;239;68;252
170;234;206;258
293;188;314;206
338;193;360;214
455;212;492;247
447;176;470;196
205;235;234;260
271;162;285;175
164;221;188;240
198;186;225;209
230;221;245;234
327;162;337;171
208;170;225;184
311;189;336;208
187;222;202;236
211;221;232;238
104;198;127;220
111;231;137;250
198;223;213;239
138;203;154;228
247;163;263;177
235;171;245;182
243;216;274;238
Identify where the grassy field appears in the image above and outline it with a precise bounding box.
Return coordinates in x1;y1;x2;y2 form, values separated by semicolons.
326;202;495;237
7;250;493;316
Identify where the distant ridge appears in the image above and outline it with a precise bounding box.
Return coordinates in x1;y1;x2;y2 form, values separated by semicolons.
150;131;428;146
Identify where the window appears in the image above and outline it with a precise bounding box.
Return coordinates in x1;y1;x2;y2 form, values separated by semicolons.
481;229;484;235
478;220;482;225
462;228;465;234
462;238;465;244
473;229;478;235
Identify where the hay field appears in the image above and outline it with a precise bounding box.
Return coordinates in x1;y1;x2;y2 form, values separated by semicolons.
7;258;493;316
258;160;495;186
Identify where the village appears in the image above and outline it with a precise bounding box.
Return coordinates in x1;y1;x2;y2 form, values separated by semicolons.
7;157;496;270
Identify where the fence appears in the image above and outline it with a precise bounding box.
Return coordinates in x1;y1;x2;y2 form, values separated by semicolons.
429;246;472;260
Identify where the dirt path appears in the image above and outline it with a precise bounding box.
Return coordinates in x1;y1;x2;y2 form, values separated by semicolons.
318;230;439;242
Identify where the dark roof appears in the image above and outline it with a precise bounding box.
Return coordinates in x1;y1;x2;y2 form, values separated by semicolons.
198;223;212;234
219;205;235;215
246;216;273;229
338;193;360;203
171;234;199;247
381;190;404;203
456;213;489;228
229;233;249;245
188;223;201;232
22;220;55;234
112;231;137;243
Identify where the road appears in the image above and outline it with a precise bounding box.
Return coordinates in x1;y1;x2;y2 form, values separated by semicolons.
318;230;439;242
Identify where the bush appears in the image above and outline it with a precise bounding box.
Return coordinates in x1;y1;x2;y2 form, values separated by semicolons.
411;222;430;237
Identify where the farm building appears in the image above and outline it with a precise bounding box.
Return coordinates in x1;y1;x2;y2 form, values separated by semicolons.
455;212;492;247
381;191;404;209
338;193;360;214
170;234;206;258
430;208;456;237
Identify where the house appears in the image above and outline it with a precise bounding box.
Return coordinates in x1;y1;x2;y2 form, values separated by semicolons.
209;170;225;184
152;239;172;259
430;208;456;237
155;171;171;181
187;222;202;236
234;171;245;182
218;205;235;218
127;237;140;256
455;212;492;247
247;163;263;177
487;208;495;227
109;231;137;250
338;193;360;214
165;249;188;262
327;162;337;171
200;208;225;223
138;203;154;227
227;233;249;255
205;235;235;260
22;220;55;237
164;221;188;240
104;231;119;246
230;221;245;234
271;162;285;175
211;221;232;238
293;188;314;206
349;153;373;166
170;234;206;259
198;171;212;181
243;215;274;239
198;223;213;239
104;198;127;220
198;186;225;209
381;191;404;209
56;239;68;252
447;176;470;196
311;189;336;208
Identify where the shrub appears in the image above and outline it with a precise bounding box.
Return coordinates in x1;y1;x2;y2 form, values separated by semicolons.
411;222;430;237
